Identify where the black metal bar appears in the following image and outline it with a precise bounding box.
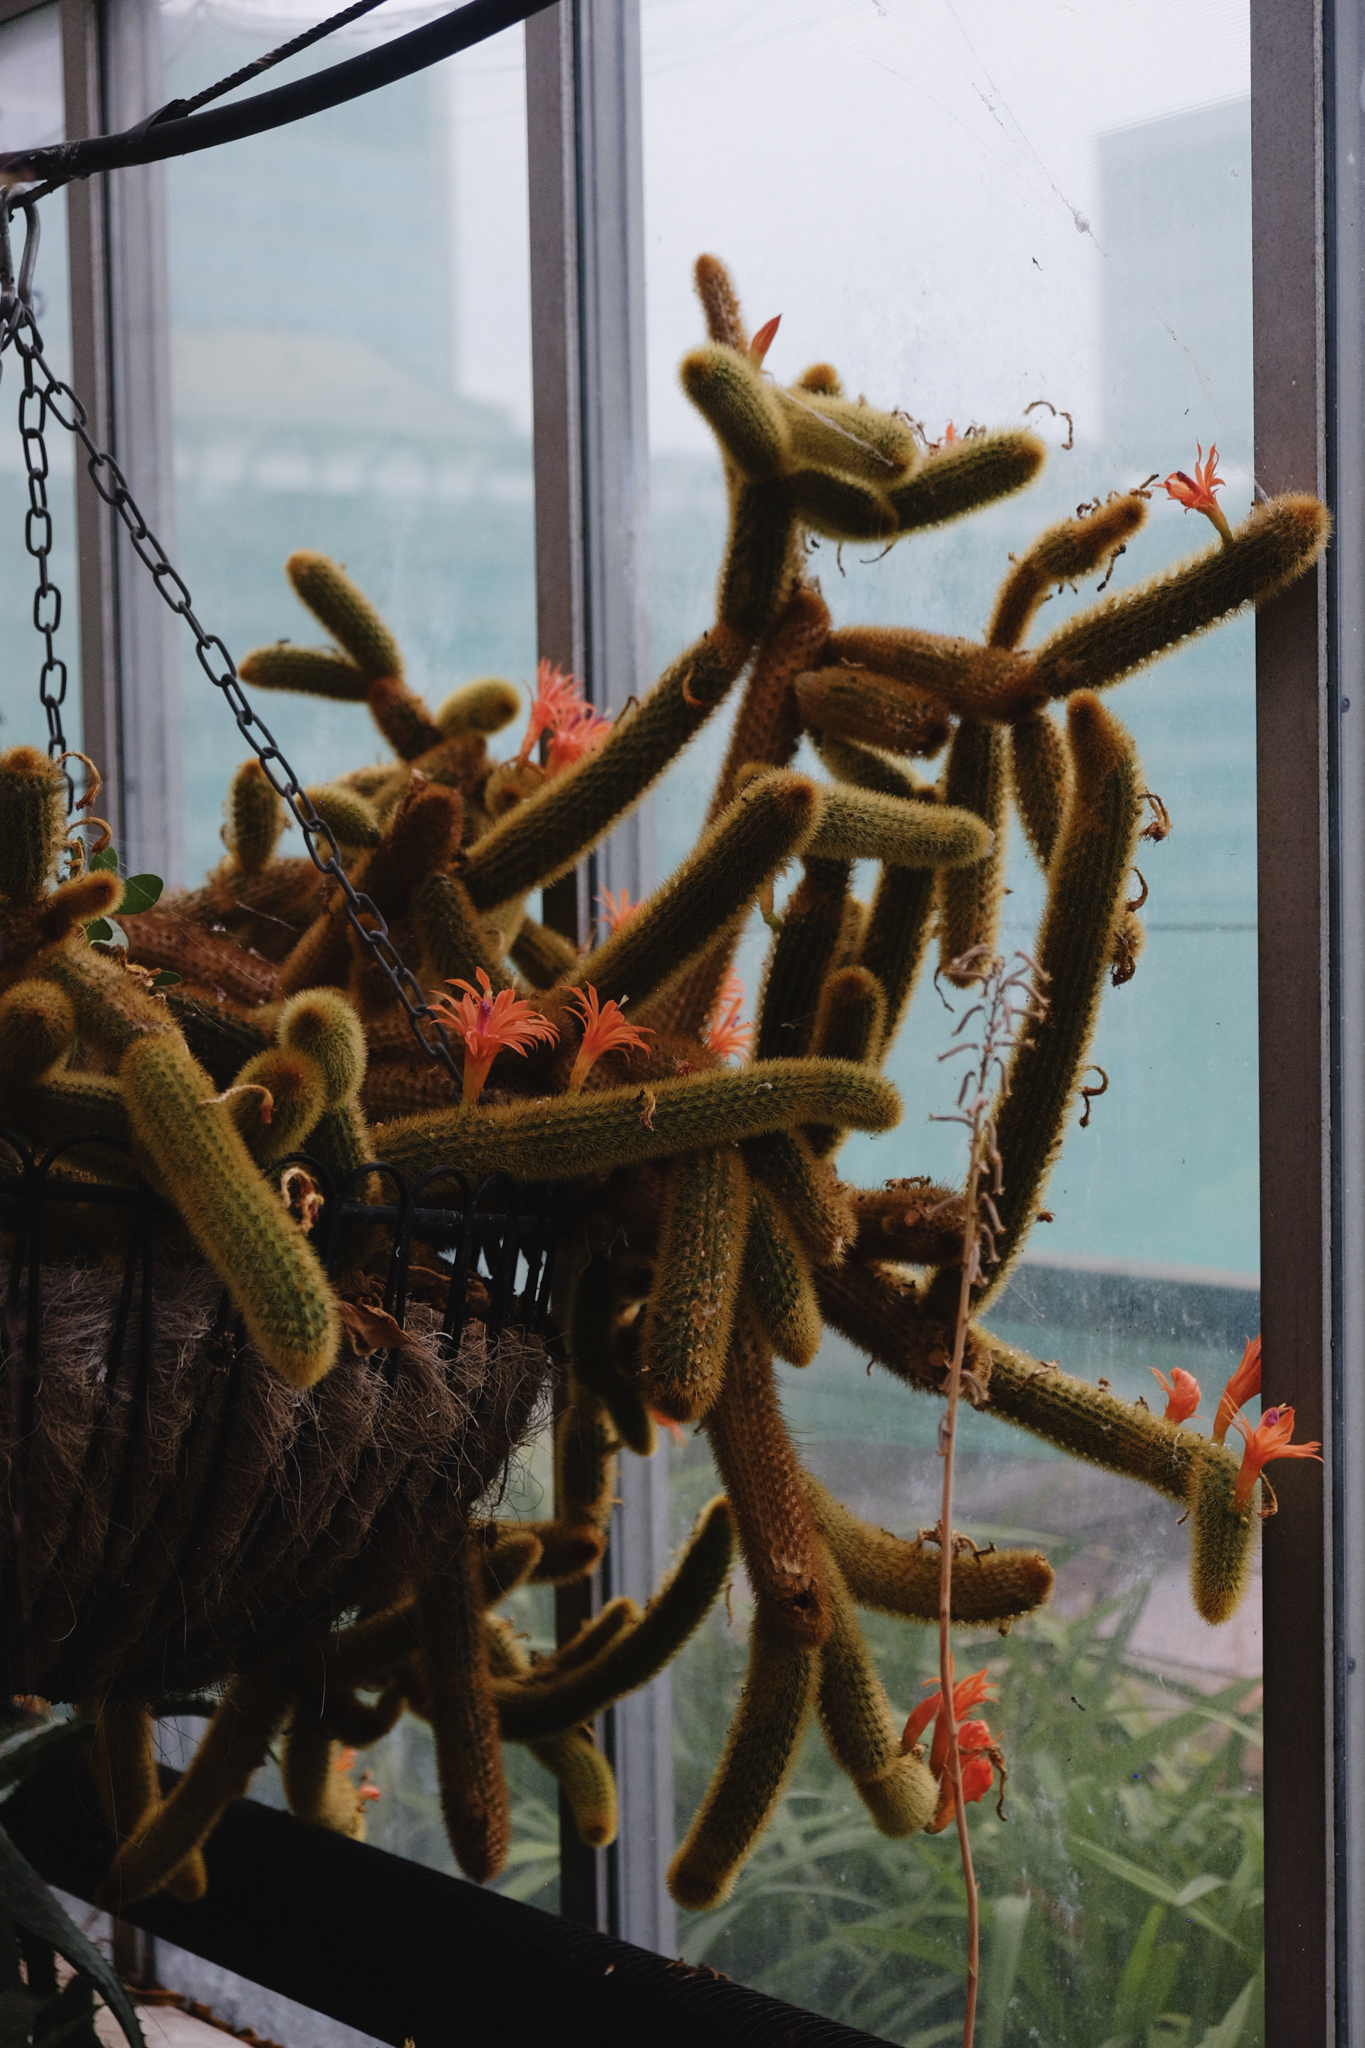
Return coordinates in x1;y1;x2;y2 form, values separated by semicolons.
5;1755;893;2047
0;0;560;190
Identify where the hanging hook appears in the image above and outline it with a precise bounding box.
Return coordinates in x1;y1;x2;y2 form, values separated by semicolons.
0;191;38;333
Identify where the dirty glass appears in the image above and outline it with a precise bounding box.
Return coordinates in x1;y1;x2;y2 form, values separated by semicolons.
0;5;78;763
156;1;554;1913
641;2;1264;2039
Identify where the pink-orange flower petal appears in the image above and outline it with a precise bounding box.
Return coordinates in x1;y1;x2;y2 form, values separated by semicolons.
516;660;612;775
597;886;639;936
1213;1335;1261;1444
1163;443;1232;542
749;313;781;367
1151;1364;1201;1425
431;967;559;1105
565;983;654;1091
703;970;751;1062
1230;1403;1322;1512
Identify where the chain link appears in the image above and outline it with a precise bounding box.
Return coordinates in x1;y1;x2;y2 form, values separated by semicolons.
0;255;462;1093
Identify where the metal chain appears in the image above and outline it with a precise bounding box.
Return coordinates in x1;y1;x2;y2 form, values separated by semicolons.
0;207;462;1091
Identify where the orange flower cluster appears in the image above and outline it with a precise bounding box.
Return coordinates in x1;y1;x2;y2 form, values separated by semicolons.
901;1666;1004;1835
1209;1335;1321;1513
432;970;653;1105
517;660;612;777
702;970;751;1062
1151;1364;1200;1424
564;985;653;1092
1163;443;1233;545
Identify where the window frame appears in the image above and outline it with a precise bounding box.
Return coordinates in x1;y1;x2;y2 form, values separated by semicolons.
6;0;1343;2029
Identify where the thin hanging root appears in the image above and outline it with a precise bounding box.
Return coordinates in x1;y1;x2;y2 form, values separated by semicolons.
417;1542;510;1884
938;720;1007;985
667;1607;819;1911
802;1471;1053;1625
94;1668;293;1909
743;1184;821;1367
706;1307;831;1647
641;1146;751;1422
814;1547;938;1837
493;1497;735;1742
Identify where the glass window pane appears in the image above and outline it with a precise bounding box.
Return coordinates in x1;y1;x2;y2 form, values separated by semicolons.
0;5;78;763
643;3;1262;2036
158;6;552;1910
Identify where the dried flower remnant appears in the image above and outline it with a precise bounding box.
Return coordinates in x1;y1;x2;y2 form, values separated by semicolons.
1230;1404;1322;1513
703;971;752;1062
564;984;654;1091
1164;443;1233;546
432;967;560;1106
1151;1364;1201;1425
1213;1334;1261;1444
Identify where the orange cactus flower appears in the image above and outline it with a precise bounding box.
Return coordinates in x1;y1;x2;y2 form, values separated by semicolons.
1163;443;1232;545
652;1410;687;1449
432;967;559;1106
564;983;654;1091
703;970;752;1062
1151;1364;1201;1425
1230;1403;1322;1513
925;1718;998;1834
941;421;960;445
359;1772;381;1807
1213;1334;1261;1444
902;1667;996;1774
517;660;612;776
749;313;781;367
597;886;638;936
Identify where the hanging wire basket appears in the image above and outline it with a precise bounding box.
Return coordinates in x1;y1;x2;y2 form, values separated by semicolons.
0;191;564;1705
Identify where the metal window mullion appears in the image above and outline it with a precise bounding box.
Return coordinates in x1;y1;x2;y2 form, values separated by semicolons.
91;0;181;883
1251;0;1334;2040
527;0;672;1956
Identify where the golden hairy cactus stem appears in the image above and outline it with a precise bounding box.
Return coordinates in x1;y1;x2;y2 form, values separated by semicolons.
237;644;369;701
743;1183;821;1367
476;1525;545;1605
797;668;951;760
974;693;1143;1299
87;1696;159;1847
303;782;381;853
821;626;1038;724
741;1129;855;1266
460;627;751;911
694;251;747;350
34;942;174;1059
938;721;1008;985
568;1260;657;1458
418;871;513;993
988;495;1149;651
94;1668;292;1908
802;1470;1054;1625
277;988;367;1106
849;1181;965;1267
667;1607;819;1911
375;1057;900;1186
1029;494;1330;700
554;1387;620;1545
719;478;802;637
511;914;580;989
774;384;921;483
888;429;1047;536
815;734;937;803
228;758;287;872
0;745;71;905
484;1618;620;1850
756;856;851;1063
1010;708;1071;870
417;1542;511;1884
807;783;993;868
642;1146;751;1422
787;467;897;543
706;1307;831;1647
120;1032;340;1386
367;674;443;762
710;583;832;825
815;1549;939;1838
571;771;820;1011
805;964;887;1154
680;343;791;482
279;1716;370;1839
227;1045;328;1165
0;978;75;1084
435;677;522;737
493;1498;736;1742
285;550;404;682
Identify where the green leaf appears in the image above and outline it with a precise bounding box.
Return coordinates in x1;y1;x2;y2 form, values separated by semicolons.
83;920;112;943
117;874;162;915
89;848;118;873
978;1894;1030;2048
1067;1836;1245;1951
1196;1967;1261;2047
1174;1872;1226;1907
0;1722;89;1801
0;1821;143;2048
150;969;182;989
